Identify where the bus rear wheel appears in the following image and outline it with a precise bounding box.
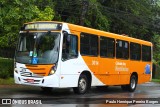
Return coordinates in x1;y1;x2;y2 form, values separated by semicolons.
121;75;137;92
73;74;88;94
127;75;137;92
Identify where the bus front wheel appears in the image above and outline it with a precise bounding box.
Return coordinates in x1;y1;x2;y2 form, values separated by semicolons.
73;74;88;94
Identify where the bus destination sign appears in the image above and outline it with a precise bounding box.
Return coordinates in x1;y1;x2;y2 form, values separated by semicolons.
23;23;62;31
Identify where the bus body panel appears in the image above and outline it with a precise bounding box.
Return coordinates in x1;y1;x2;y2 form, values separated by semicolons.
68;23;152;86
59;24;104;87
59;55;104;87
14;21;152;90
14;63;60;87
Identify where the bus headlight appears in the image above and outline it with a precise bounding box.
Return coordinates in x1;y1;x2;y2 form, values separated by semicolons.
49;66;57;75
49;69;55;75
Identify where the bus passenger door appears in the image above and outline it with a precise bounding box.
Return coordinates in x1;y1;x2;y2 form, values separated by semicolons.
60;32;80;87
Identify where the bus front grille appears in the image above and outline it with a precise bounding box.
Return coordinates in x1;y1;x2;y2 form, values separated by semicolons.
19;67;48;77
20;71;44;78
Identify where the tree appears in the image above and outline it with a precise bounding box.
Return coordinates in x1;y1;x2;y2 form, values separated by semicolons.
98;0;154;41
0;0;55;48
54;0;109;31
152;34;160;64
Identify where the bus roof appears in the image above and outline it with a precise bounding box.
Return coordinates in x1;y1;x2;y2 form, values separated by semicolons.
67;22;152;46
24;21;152;46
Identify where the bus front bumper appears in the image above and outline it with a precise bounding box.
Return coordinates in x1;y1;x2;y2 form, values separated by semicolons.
14;72;59;87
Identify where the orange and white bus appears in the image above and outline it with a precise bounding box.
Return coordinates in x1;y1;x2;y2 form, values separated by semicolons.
14;21;152;94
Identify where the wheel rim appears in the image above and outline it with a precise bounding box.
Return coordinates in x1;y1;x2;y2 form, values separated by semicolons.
131;77;136;89
79;78;87;92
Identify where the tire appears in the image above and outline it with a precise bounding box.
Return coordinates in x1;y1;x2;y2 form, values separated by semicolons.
127;75;137;92
73;74;88;94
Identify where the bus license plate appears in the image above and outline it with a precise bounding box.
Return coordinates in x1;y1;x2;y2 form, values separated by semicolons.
26;79;34;83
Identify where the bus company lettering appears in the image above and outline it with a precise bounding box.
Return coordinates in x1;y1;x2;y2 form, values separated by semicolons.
115;61;129;72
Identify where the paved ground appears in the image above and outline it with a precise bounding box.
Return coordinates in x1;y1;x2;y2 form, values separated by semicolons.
0;82;160;107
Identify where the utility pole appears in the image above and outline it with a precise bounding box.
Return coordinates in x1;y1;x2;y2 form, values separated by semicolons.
79;0;89;26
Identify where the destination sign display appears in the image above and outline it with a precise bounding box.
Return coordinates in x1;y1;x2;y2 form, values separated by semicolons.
22;23;62;31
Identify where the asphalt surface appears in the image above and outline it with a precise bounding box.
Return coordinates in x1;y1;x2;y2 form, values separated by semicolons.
0;82;160;107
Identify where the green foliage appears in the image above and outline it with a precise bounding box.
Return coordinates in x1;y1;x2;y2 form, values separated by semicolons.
152;79;160;82
153;64;160;79
152;34;160;64
0;0;55;48
98;0;154;40
0;58;14;79
0;78;14;85
84;0;109;31
54;0;109;31
0;69;10;79
54;0;82;24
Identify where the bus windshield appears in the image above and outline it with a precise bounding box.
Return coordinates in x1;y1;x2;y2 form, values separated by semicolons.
15;32;60;64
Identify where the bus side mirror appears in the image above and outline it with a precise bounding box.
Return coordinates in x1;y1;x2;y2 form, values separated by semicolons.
63;31;68;37
63;31;71;43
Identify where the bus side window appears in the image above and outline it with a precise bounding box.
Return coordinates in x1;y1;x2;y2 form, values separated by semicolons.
142;45;151;61
100;36;115;58
62;34;78;60
116;40;129;59
80;33;98;56
130;42;141;60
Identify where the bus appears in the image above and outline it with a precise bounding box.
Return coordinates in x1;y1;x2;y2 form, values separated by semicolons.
14;21;152;94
